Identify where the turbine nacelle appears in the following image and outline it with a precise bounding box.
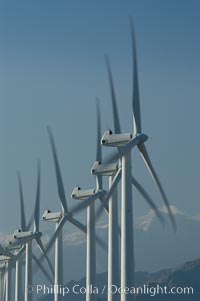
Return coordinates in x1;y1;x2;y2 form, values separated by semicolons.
71;186;96;199
13;230;42;241
101;130;132;146
0;255;11;262
91;161;119;176
42;209;62;222
13;229;33;239
6;242;22;251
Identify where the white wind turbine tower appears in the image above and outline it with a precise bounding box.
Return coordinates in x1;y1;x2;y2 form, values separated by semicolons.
99;21;176;301
14;248;23;301
42;127;106;301
11;244;24;301
11;161;54;301
0;263;6;301
0;263;5;300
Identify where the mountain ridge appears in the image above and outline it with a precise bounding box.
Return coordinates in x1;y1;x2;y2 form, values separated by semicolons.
38;257;200;301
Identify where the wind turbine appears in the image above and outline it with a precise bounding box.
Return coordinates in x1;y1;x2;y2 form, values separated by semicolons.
42;127;106;301
2;167;54;301
42;206;64;301
92;66;165;301
11;161;54;301
71;184;97;301
98;21;176;301
71;100;112;301
12;170;31;301
11;169;54;301
90;101;120;301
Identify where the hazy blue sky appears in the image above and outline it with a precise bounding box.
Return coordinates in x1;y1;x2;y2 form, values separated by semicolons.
0;0;200;241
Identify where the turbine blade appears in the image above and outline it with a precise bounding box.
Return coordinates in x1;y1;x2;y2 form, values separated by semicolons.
95;235;107;251
96;168;121;221
26;213;34;231
105;55;121;134
36;237;54;276
69;217;87;234
47;126;68;213
34;160;41;233
131;176;165;225
0;243;4;255
138;143;177;231
17;172;27;231
104;150;119;164
96;98;103;190
99;195;109;214
69;217;106;250
32;254;53;284
96;99;102;163
130;18;142;135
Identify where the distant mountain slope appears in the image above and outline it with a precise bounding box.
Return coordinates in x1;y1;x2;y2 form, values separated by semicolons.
38;258;200;301
137;258;200;300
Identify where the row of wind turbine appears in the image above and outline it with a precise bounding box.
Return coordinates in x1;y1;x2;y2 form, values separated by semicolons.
0;19;176;301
